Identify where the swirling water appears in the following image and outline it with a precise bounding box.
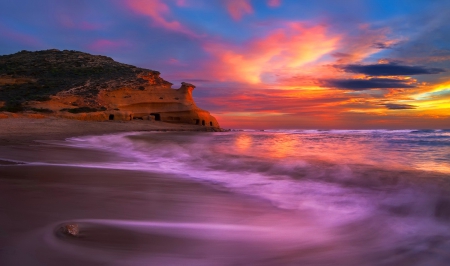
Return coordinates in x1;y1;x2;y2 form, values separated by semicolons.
65;129;450;211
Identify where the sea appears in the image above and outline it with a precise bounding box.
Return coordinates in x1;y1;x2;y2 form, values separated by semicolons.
2;129;450;265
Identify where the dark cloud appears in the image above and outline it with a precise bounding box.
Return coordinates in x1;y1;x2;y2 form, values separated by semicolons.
372;42;397;49
324;78;415;90
384;103;417;110
331;52;352;58
340;63;445;76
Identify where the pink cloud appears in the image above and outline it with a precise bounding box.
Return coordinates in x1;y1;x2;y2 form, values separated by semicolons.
124;0;195;36
0;24;43;47
225;0;253;21
87;39;130;52
166;58;188;66
267;0;281;7
175;0;188;7
79;22;102;31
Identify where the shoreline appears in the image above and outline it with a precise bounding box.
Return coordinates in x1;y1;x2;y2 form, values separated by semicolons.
2;118;450;264
0;117;219;145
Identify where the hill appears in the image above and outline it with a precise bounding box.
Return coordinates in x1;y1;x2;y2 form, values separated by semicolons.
0;49;219;129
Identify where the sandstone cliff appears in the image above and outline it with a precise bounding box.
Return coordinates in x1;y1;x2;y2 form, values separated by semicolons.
0;49;219;128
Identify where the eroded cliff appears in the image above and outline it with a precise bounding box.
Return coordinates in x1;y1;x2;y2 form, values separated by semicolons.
0;49;219;128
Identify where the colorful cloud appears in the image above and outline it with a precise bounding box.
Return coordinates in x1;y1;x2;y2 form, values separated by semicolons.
124;0;194;36
204;23;339;83
225;0;253;21
267;0;282;8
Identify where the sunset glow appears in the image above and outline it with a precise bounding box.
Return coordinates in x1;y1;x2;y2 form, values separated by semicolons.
1;0;449;129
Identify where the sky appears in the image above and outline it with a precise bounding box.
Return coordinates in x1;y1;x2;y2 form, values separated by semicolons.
1;0;449;129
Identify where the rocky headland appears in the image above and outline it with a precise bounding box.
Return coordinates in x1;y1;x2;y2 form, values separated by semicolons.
0;49;219;129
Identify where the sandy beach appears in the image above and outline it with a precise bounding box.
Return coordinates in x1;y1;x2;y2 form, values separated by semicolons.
2;118;450;265
0;118;304;265
0;117;218;145
0;166;298;265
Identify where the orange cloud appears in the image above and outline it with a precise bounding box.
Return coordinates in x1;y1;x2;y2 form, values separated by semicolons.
225;0;253;21
408;81;450;114
201;77;449;129
125;0;194;35
204;23;340;84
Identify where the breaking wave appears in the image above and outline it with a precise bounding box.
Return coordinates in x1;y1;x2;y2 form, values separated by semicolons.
10;129;449;265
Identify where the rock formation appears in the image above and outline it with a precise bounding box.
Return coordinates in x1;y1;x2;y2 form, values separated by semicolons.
0;49;219;128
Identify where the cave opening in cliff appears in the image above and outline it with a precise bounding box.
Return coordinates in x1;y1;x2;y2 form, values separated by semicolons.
202;120;205;126
109;114;114;120
194;119;199;125
210;122;213;126
150;113;161;121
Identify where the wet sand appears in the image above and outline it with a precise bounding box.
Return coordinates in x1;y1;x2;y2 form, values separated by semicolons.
0;165;298;265
0;117;215;145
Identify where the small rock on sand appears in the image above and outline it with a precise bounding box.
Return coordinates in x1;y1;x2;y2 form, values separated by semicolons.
62;224;79;236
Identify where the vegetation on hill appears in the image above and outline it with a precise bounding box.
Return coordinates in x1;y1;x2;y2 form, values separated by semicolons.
0;49;170;112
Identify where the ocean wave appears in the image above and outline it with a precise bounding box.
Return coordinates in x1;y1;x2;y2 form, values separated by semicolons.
59;131;450;218
8;130;448;265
